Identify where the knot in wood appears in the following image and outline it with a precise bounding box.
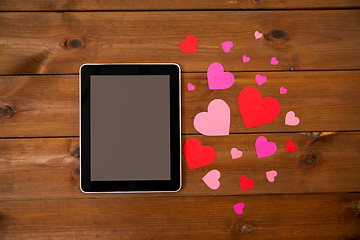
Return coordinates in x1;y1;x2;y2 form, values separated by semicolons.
73;167;80;176
0;105;15;118
238;224;253;233
71;146;80;157
271;30;286;39
66;39;82;49
303;155;317;166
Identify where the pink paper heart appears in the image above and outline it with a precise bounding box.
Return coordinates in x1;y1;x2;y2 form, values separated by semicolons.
255;136;277;158
233;203;245;215
194;99;230;136
202;169;220;190
231;148;243;159
254;31;263;39
242;55;250;63
255;74;267;86
285;111;300;126
187;83;195;91
222;41;233;53
271;57;279;65
207;62;235;90
266;170;277;182
280;86;287;94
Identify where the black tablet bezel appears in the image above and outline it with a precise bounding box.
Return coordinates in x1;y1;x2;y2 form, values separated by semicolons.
80;64;181;192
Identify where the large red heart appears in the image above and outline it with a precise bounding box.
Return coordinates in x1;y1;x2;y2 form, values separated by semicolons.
238;86;280;128
183;138;216;169
239;176;255;191
286;140;297;151
179;35;197;53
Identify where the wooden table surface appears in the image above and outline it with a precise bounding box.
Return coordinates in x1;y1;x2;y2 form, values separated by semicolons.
1;1;360;239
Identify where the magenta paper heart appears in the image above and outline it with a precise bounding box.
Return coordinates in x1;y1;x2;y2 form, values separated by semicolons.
202;169;220;190
255;74;267;86
233;203;245;215
207;62;235;90
255;136;277;158
222;41;233;53
242;55;250;63
187;83;195;91
280;86;287;94
271;57;279;65
194;99;230;136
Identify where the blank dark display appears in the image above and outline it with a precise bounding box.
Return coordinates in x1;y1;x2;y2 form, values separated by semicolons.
90;75;170;181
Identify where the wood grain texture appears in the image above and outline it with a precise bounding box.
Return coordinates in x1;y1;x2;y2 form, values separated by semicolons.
0;193;359;239
1;0;360;11
1;71;360;137
1;132;359;200
0;11;360;74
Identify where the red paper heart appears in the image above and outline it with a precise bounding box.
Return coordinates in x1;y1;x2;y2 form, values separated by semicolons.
179;35;197;53
238;86;280;128
286;140;297;151
183;138;216;169
239;176;255;191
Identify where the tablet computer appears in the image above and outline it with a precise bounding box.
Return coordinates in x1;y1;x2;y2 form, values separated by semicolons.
80;64;181;193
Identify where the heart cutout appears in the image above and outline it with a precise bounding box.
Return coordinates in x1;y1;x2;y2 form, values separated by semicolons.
255;136;277;158
239;176;255;191
231;148;243;159
222;41;233;53
266;170;277;182
187;83;195;91
286;140;297;151
207;62;235;90
179;35;197;53
233;203;245;215
280;86;287;94
194;99;230;136
242;55;250;63
254;31;263;39
238;86;280;128
202;169;220;190
183;138;216;169
255;74;267;86
271;57;279;65
285;111;300;126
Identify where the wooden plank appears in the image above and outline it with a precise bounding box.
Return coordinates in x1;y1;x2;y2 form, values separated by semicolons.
0;11;359;74
1;71;360;137
0;193;359;239
1;0;359;11
1;132;359;200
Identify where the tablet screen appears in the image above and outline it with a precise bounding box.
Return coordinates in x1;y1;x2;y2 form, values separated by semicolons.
90;75;170;181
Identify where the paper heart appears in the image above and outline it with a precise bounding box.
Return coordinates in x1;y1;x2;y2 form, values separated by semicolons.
280;86;287;94
222;41;233;53
187;83;195;91
255;74;267;86
194;99;230;136
266;170;277;182
231;148;243;159
202;169;221;190
183;138;216;169
207;62;235;90
255;136;277;158
242;55;250;63
271;57;279;65
239;176;255;191
233;203;245;215
254;31;263;39
286;140;297;151
238;86;281;128
179;35;197;53
285;111;300;126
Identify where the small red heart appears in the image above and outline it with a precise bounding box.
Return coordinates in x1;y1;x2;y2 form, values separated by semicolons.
183;138;216;169
238;87;280;128
239;176;255;191
286;140;297;151
179;35;197;53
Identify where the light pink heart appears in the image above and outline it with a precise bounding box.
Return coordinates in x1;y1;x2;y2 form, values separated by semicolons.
187;83;195;91
242;55;250;63
255;74;267;86
255;136;277;158
194;99;230;136
280;86;287;94
222;41;233;53
231;148;243;159
254;31;263;39
266;170;277;182
285;111;300;126
202;169;220;190
271;57;279;65
233;203;245;215
207;62;235;90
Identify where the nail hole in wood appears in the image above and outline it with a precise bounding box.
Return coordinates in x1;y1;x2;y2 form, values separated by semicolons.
290;66;295;71
0;105;15;118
